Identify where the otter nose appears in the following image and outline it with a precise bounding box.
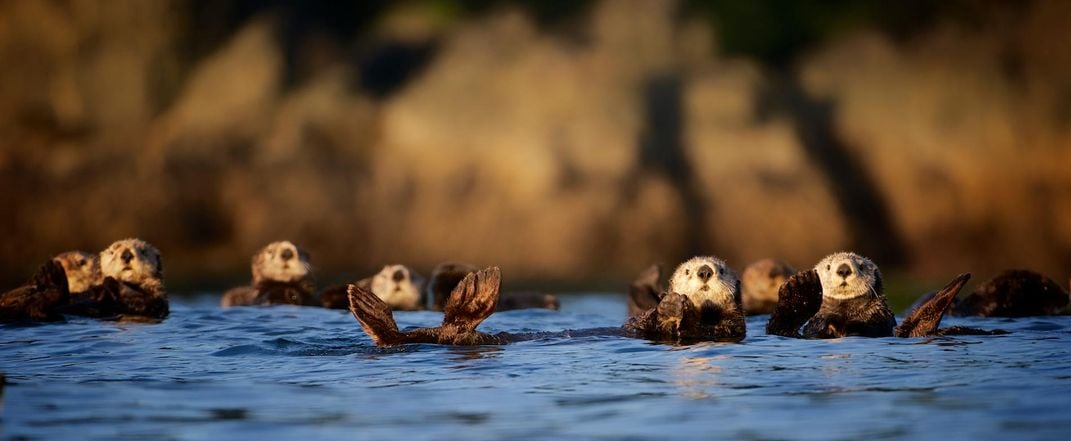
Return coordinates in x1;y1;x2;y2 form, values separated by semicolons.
836;263;852;278
121;249;133;264
392;269;405;282
280;248;294;261
697;265;714;281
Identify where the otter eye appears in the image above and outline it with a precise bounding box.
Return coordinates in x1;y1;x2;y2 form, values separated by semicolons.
78;259;86;266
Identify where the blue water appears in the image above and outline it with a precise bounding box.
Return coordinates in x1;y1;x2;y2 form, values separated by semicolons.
2;293;1071;440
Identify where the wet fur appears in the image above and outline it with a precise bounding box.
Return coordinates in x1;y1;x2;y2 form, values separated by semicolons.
63;239;169;320
222;241;315;307
767;252;989;338
0;260;70;322
956;270;1069;317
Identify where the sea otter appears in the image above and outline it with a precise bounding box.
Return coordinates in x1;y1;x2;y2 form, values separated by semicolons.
766;252;1000;338
740;259;795;315
0;260;70;322
347;256;746;346
52;251;100;295
953;270;1070;317
320;265;426;310
221;241;316;307
426;261;560;312
63;239;170;320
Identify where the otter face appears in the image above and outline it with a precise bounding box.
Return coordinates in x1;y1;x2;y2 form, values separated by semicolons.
668;256;739;309
814;252;880;300
251;241;311;284
370;264;425;310
53;251;101;293
99;239;164;287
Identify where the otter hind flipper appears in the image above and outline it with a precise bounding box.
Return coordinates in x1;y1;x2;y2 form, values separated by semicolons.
895;273;970;338
347;284;403;346
766;270;822;337
443;267;501;333
627;264;663;317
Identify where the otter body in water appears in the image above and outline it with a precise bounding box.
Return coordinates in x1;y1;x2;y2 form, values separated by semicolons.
64;239;170;320
766;252;1001;338
955;270;1069;317
221;241;316;307
2;240;167;322
0;260;70;322
321;265;425;310
348;257;746;346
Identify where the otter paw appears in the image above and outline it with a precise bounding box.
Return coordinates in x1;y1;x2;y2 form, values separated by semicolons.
655;292;687;336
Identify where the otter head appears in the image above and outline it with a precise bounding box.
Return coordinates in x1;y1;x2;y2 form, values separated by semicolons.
741;258;795;313
251;241;311;284
370;264;425;310
99;239;164;289
814;252;882;300
668;256;740;310
53;251;101;294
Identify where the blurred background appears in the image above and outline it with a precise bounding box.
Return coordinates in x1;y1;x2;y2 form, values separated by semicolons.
2;0;1070;291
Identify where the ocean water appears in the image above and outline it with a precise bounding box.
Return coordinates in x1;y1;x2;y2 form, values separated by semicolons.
2;293;1070;440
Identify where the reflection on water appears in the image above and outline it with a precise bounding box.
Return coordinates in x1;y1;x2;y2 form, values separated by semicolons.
2;293;1071;440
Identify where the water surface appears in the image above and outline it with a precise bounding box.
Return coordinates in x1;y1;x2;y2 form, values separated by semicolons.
2;294;1070;440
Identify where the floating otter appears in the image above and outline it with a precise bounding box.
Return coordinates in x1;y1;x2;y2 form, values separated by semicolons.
63;239;169;320
0;260;70;322
766;252;1000;338
321;265;426;310
426;261;560;312
954;270;1070;317
52;251;100;295
347;256;746;346
740;259;795;315
221;241;316;307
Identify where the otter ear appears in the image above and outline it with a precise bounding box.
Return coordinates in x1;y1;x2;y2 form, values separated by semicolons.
873;268;885;297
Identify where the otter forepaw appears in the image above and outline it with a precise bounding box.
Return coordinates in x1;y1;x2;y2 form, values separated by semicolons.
766;270;822;337
656;292;686;336
348;284;401;346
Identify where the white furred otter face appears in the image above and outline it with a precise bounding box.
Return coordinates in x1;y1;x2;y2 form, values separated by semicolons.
370;265;425;310
53;251;101;293
251;241;311;284
668;256;739;309
815;252;881;300
99;239;164;287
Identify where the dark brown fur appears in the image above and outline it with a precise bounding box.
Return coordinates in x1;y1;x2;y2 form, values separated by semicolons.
766;270;988;338
0;260;70;322
63;276;170;320
623;291;746;344
955;270;1069;317
766;270;823;337
349;266;745;347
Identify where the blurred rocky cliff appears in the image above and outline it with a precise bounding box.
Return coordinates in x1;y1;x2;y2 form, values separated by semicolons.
1;0;1069;288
